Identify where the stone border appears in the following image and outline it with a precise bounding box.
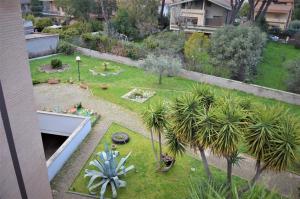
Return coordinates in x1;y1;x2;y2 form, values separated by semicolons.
121;88;155;103
75;46;300;105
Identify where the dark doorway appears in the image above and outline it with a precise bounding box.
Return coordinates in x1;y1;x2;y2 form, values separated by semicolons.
41;133;68;160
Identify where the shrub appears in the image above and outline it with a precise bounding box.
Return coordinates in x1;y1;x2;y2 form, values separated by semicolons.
144;37;159;49
111;8;139;39
124;42;146;60
288;20;300;36
24;14;36;25
184;32;210;67
293;32;300;49
51;59;62;69
81;33;116;52
60;27;81;40
42;27;62;34
144;31;185;54
58;41;75;55
35;18;52;32
89;20;103;32
285;59;300;93
210;25;267;81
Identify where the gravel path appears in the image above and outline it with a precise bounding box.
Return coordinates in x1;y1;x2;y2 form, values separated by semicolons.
33;84;300;199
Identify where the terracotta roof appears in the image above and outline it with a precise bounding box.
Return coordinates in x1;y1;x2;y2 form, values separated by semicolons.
255;2;293;14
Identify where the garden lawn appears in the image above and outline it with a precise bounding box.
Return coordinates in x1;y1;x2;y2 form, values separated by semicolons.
70;123;282;199
254;42;300;90
29;53;300;174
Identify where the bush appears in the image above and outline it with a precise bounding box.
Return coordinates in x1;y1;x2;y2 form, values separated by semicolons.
58;41;75;55
81;33;116;52
89;20;103;32
24;14;36;25
285;59;300;93
111;8;139;39
42;27;62;34
184;32;210;67
51;59;62;69
143;31;185;54
288;20;300;36
144;37;159;49
35;18;52;32
294;32;300;49
210;25;267;81
124;42;146;60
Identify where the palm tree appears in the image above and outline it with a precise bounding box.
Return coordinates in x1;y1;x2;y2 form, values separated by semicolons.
192;84;215;113
142;101;168;167
170;93;212;178
165;126;186;158
264;113;300;172
213;97;246;192
243;106;282;189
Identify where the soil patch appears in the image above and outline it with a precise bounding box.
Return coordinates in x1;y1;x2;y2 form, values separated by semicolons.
39;64;70;73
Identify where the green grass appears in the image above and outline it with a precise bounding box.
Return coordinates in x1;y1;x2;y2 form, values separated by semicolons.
29;53;300;174
254;42;300;90
70;123;281;199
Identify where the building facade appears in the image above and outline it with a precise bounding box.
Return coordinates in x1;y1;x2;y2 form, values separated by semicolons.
169;0;231;33
255;0;294;30
0;0;53;198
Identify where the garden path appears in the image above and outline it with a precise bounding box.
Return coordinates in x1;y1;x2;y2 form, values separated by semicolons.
33;84;300;199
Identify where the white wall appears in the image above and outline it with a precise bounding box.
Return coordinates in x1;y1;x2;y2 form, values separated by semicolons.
37;111;86;136
37;111;92;181
26;35;59;58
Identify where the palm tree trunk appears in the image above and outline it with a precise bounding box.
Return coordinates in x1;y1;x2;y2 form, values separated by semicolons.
238;160;266;194
226;156;233;198
198;146;212;179
158;131;163;163
150;129;159;165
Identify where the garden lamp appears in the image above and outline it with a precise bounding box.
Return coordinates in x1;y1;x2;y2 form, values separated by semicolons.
76;56;81;81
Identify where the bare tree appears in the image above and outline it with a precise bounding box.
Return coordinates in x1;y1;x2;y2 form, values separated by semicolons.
226;0;245;24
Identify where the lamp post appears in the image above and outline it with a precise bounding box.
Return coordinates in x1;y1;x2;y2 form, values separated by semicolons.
76;56;81;81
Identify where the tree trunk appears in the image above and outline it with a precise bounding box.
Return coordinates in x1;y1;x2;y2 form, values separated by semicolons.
259;0;273;20
239;160;266;194
160;0;166;25
255;0;267;21
198;146;212;179
158;131;163;163
150;129;159;166
226;156;233;198
248;0;255;21
158;73;162;84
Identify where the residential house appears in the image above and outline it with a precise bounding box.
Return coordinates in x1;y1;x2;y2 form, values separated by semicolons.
169;0;231;33
39;0;65;17
255;0;294;30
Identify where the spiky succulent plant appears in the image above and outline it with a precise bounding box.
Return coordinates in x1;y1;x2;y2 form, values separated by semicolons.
84;145;135;199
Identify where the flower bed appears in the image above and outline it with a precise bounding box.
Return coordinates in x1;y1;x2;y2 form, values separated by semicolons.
122;88;155;103
39;64;70;73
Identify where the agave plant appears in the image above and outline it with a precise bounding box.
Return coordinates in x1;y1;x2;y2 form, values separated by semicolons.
84;145;135;199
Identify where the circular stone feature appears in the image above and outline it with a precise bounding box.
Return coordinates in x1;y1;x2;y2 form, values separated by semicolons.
112;132;130;144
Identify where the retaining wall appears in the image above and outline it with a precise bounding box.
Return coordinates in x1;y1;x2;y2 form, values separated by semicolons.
75;46;300;105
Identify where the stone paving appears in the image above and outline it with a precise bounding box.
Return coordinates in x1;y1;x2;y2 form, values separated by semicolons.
33;84;300;199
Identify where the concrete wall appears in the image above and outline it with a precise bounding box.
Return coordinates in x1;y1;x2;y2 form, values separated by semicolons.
41;112;92;181
37;111;87;136
0;1;53;198
26;34;59;58
179;69;300;105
